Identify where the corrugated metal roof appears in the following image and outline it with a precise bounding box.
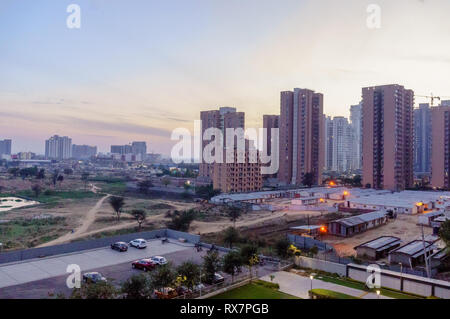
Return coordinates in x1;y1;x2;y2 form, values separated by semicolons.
391;240;436;257
334;210;387;227
356;236;401;250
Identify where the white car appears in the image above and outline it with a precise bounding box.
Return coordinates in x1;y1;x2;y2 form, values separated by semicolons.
129;239;147;249
150;256;168;265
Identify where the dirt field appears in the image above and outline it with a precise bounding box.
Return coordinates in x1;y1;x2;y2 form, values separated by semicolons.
321;214;434;257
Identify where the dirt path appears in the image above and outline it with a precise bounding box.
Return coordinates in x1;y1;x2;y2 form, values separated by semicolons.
39;193;111;247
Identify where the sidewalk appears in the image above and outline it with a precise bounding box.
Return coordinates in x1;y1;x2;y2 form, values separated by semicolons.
260;271;392;299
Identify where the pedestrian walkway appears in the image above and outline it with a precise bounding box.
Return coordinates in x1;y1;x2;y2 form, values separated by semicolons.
260;271;391;299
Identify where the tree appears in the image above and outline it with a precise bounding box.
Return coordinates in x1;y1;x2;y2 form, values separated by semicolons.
161;176;171;187
222;251;243;283
52;170;60;188
302;172;315;188
202;251;221;284
109;196;125;222
8;168;20;177
57;174;64;186
36;169;45;180
176;261;201;290
352;175;362;187
166;209;196;232
149;263;177;291
195;185;221;200
131;209;146;231
81;172;90;190
121;274;153;299
225;206;242;228
63;168;73;175
240;244;259;280
31;184;42;198
439;220;450;249
309;245;319;257
137;179;153;194
275;238;291;259
223;227;240;248
70;281;118;299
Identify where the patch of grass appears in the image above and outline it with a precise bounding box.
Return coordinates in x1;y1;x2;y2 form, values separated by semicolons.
15;190;101;204
309;289;359;299
0;217;67;250
97;182;127;195
317;275;423;299
211;281;299;299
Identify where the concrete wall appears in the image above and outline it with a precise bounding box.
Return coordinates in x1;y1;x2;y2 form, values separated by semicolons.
0;229;200;265
347;264;450;298
295;256;347;277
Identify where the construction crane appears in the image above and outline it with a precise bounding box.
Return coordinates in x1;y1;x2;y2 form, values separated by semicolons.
416;93;450;106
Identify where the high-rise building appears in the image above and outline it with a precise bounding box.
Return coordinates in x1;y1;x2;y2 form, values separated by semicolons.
131;141;147;157
262;115;279;157
0;139;12;157
414;103;432;175
331;116;352;173
212;140;262;193
431;103;450;189
362;84;414;190
72;144;97;159
45;135;72;160
350;102;363;170
111;144;132;155
324;116;333;171
199;107;245;178
278;88;324;186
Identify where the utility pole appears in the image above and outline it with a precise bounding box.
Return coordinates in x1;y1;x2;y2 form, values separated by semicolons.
421;225;431;278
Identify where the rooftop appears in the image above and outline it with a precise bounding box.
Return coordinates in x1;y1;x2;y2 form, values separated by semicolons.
354;236;402;251
332;210;388;227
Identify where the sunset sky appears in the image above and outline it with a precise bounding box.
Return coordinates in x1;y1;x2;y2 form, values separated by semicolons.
1;0;450;155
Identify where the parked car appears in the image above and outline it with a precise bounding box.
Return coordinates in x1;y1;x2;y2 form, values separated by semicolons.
150;256;168;265
132;259;156;272
83;272;107;284
129;239;147;249
111;242;128;252
213;273;224;284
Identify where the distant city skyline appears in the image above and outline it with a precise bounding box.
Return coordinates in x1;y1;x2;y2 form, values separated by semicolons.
2;0;450;155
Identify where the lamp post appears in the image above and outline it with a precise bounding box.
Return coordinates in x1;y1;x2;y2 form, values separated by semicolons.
399;262;403;275
310;274;314;292
376;290;380;299
0;242;3;254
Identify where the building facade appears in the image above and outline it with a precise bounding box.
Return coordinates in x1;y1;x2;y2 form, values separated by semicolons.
362;84;414;190
131;141;147;157
199;107;245;178
324;116;333;171
111;144;132;155
72;144;97;160
212;140;262;193
278;88;324;186
431;103;450;189
331;116;352;172
0;139;12;157
414;103;432;175
350;102;363;170
45;135;72;160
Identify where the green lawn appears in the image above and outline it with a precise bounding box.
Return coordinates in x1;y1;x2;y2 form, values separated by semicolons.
211;282;299;299
13;190;101;204
317;275;423;299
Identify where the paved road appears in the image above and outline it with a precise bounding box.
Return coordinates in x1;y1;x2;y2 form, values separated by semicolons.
260;271;392;299
0;239;190;290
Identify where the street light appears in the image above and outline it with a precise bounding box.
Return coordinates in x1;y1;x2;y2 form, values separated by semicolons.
399;262;403;275
376;290;380;299
310;274;314;292
0;243;3;254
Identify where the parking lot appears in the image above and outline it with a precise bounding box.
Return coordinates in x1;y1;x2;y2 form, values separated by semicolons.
0;239;193;293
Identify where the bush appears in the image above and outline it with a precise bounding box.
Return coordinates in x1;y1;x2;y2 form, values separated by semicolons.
309;289;358;299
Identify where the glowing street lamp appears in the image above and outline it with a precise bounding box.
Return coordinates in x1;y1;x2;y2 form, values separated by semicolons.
376;290;380;299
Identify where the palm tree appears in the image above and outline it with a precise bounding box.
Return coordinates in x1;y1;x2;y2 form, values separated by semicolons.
109;196;125;222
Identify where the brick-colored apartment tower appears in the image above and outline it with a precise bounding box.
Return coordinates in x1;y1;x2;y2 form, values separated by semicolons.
199;107;245;179
278;88;324;186
431;103;450;189
362;84;414;190
212;140;263;193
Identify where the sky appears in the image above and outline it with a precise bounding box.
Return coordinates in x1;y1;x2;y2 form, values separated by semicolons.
1;0;450;155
